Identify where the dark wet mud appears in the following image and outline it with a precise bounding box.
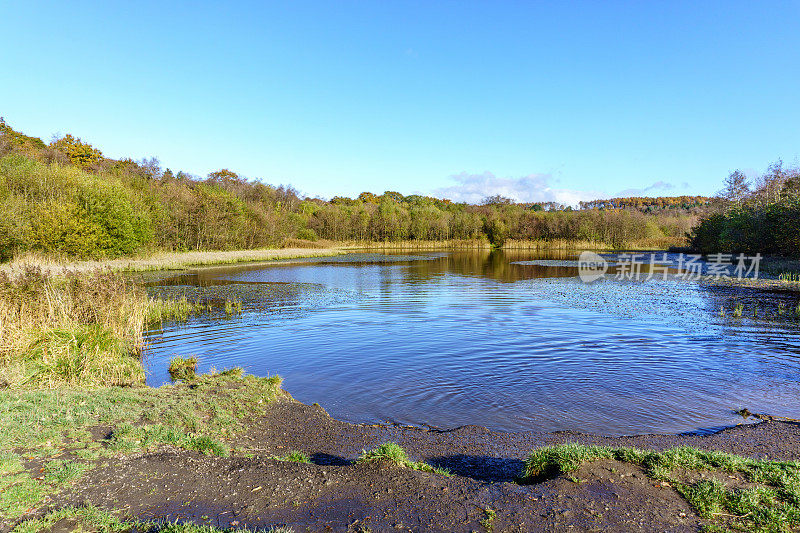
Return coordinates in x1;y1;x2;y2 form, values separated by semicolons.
37;395;800;533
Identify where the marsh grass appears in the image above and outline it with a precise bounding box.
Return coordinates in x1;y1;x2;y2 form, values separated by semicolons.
778;272;800;283
0;268;204;388
357;442;451;476
4;248;345;276
522;443;800;530
223;298;242;317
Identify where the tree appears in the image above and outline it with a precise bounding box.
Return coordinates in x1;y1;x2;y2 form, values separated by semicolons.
481;195;513;206
50;134;103;169
720;170;750;205
207;169;244;185
484;217;507;247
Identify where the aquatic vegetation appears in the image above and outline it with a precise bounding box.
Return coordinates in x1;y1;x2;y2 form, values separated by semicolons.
779;272;800;283
522;443;800;531
357;442;451;476
732;303;744;317
147;294;203;323
0;268;216;388
168;357;198;382
224;297;242;317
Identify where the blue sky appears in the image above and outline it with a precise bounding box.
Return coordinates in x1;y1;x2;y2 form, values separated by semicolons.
1;1;799;204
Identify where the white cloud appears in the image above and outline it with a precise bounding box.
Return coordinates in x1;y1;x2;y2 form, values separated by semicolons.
431;171;604;206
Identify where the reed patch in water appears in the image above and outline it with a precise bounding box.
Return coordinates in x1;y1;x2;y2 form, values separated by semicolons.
0;268;203;388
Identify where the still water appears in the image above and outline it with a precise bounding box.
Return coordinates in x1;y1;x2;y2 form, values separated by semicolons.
142;250;800;436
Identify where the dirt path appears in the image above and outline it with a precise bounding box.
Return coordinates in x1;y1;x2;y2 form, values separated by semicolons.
37;395;800;532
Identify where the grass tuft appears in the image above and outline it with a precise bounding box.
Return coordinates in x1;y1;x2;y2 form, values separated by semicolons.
275;450;311;463
168;356;198;382
357;442;451;476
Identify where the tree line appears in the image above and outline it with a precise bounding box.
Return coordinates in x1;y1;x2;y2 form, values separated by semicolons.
689;161;800;256
0;118;698;260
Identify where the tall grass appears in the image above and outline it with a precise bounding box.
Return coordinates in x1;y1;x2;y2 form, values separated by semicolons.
0;268;198;388
779;272;800;283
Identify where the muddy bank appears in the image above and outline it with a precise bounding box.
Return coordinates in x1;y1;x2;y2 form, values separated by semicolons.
37;394;800;532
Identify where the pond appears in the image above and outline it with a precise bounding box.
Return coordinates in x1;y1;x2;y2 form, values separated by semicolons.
141;250;800;436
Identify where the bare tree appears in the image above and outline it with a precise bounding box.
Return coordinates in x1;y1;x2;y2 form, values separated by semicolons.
720;170;750;205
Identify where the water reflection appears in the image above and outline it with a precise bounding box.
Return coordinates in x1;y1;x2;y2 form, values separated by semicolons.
142;250;800;436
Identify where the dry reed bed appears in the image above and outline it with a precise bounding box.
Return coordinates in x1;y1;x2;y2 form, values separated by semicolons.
0;268;197;388
1;247;347;276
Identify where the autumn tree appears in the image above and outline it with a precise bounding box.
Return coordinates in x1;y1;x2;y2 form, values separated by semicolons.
50;134;103;169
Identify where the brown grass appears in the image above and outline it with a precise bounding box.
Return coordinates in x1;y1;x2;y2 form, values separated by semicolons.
0;268;197;388
2;247;346;275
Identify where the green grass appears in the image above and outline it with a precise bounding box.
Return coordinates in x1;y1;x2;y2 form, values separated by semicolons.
0;371;282;521
146;295;205;324
168;356;198;382
480;508;496;531
11;504;295;532
778;272;800;283
357;442;451;476
522;443;800;531
43;459;90;484
274;450;311;463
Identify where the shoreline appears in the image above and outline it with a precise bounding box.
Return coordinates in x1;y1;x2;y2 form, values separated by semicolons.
0;238;690;276
0;247;348;275
7;381;800;532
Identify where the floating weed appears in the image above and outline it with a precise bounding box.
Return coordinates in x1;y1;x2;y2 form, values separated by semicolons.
357;442;451;476
732;303;744;318
778;302;786;315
